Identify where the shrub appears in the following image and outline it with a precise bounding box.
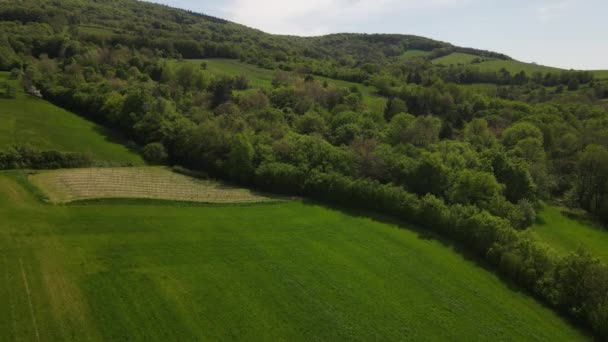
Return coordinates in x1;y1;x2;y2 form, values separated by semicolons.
142;142;168;164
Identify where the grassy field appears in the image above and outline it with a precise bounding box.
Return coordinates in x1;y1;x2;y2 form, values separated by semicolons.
398;50;430;61
175;59;387;113
432;53;482;65
431;53;608;79
0;170;587;340
476;59;561;74
30;167;276;204
432;53;561;73
0;72;143;164
530;205;608;263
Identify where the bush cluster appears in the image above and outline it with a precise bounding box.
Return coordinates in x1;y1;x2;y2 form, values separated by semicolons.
0;145;93;169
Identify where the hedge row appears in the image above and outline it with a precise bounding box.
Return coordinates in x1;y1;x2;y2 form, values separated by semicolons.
256;162;608;337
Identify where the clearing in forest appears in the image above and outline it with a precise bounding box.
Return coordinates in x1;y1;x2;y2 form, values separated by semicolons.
0;72;143;164
530;205;608;263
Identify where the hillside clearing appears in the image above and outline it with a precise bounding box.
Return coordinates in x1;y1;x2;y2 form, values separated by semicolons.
29;167;277;204
0;72;143;164
431;53;560;74
0;172;587;340
530;205;608;263
432;53;482;65
476;59;561;74
399;50;430;60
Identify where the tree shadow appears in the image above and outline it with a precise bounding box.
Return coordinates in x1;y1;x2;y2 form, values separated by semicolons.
535;215;546;225
559;207;607;231
92;125;141;157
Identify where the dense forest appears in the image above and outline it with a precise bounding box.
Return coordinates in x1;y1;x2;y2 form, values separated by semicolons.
1;0;608;338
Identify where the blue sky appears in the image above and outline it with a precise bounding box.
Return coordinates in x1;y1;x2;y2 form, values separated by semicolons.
146;0;607;70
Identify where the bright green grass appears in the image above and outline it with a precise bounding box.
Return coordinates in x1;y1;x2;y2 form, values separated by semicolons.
476;59;561;74
0;73;143;164
431;53;563;74
0;171;587;341
432;53;482;65
530;205;608;263
399;50;429;60
176;59;386;113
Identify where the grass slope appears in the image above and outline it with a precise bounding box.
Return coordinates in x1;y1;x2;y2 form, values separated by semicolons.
30;167;277;204
0;72;143;164
476;59;561;74
530;205;608;263
177;59;386;113
432;53;482;65
399;50;430;61
431;53;608;78
0;171;587;341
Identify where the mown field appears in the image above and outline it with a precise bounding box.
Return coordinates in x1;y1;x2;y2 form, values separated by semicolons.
30;167;277;204
0;72;143;165
530;205;608;263
174;59;387;113
0;171;587;341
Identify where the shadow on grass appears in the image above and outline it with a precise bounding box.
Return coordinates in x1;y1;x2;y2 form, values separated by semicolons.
560;208;607;231
92;125;142;159
67;197;286;207
535;215;547;225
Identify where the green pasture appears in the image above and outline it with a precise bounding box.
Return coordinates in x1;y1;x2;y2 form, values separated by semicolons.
0;72;143;164
0;171;587;341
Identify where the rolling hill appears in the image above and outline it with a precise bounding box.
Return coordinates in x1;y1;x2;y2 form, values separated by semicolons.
1;0;608;339
0;171;586;341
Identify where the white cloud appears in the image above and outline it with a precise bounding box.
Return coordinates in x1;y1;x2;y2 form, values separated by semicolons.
225;0;472;35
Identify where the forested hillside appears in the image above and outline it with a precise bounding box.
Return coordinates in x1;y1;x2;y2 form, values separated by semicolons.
1;0;608;338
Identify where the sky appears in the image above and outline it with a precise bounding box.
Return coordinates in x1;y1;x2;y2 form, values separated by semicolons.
145;0;608;70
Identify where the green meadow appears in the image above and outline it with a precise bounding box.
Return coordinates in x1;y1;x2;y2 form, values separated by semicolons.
398;50;430;60
432;52;482;65
530;205;608;263
0;171;586;341
430;53;608;77
0;72;143;164
476;59;561;74
431;52;560;74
